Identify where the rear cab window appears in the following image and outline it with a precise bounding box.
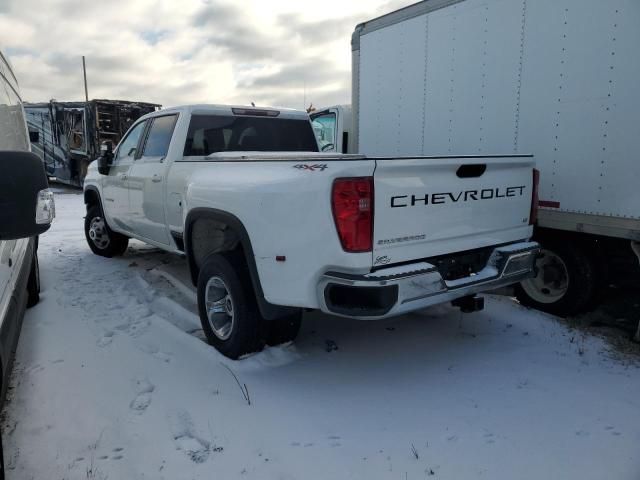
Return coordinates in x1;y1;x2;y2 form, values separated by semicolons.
183;114;319;156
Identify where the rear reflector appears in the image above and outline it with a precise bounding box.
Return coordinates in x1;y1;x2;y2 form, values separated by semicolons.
332;177;374;253
530;168;540;225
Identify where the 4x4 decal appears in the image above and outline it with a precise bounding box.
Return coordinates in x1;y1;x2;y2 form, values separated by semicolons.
293;164;328;172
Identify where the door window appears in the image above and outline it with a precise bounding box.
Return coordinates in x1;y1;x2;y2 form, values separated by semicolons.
311;112;336;152
115;121;147;162
141;114;178;157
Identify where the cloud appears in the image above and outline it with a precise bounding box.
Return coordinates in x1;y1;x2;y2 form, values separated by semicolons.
0;0;416;109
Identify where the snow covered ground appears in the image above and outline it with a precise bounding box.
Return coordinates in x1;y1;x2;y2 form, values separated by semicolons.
2;190;640;480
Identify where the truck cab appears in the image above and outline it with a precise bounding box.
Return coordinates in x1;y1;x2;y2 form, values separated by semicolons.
310;105;352;154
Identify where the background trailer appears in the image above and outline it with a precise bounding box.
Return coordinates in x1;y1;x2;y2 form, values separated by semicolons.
26;99;159;187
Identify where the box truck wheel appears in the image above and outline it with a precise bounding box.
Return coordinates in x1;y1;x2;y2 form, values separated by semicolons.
515;242;597;317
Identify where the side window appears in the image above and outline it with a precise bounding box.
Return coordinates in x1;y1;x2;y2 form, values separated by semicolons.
141;114;178;157
0;69;29;151
116;121;147;162
184;115;233;156
311;112;336;152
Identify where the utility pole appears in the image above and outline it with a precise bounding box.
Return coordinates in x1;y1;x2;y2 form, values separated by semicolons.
82;56;89;102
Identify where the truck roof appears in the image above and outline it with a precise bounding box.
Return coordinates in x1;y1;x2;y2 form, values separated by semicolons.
146;104;310;121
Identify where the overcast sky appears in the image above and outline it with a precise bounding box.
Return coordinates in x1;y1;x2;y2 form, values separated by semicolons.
0;0;414;110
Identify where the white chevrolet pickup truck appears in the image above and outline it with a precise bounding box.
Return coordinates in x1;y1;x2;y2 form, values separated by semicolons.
83;104;539;358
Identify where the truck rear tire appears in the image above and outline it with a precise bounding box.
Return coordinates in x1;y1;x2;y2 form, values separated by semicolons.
265;312;302;346
84;205;129;257
197;252;264;359
515;242;597;317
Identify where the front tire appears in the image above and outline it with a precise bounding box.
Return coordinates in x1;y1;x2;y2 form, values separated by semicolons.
84;205;129;257
515;242;598;317
197;252;264;359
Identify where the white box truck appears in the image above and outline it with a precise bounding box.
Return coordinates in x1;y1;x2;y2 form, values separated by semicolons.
313;0;640;321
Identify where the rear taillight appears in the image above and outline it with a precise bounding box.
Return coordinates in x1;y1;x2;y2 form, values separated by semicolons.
332;177;374;252
530;168;540;225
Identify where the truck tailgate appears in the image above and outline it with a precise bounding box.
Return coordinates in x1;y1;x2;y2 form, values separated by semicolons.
373;156;535;266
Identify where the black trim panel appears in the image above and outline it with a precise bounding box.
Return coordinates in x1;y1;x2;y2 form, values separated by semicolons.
324;283;398;317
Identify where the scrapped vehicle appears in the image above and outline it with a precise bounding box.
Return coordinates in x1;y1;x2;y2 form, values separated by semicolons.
25;99;160;187
83;104;539;359
0;50;54;478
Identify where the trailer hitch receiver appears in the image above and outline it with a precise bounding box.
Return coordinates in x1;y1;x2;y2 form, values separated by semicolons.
452;295;485;313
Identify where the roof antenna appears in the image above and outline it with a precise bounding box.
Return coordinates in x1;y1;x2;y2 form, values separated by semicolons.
251;102;255;107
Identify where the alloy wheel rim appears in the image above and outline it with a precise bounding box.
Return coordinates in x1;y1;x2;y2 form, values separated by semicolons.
205;276;235;340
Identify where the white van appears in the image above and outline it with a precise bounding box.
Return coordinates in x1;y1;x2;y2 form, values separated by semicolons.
0;49;54;477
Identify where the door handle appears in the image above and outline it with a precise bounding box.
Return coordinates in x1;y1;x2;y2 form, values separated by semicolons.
152;174;163;183
118;173;128;180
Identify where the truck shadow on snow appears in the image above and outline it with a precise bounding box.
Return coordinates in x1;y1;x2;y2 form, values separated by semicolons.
113;241;605;373
75;239;638;376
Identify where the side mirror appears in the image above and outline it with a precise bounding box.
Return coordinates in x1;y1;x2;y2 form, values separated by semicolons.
29;130;39;143
0;151;55;240
98;141;113;175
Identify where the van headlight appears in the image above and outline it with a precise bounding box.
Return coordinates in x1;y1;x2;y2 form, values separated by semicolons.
35;189;55;225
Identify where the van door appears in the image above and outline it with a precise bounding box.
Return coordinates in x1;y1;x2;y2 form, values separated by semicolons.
127;114;177;245
101;120;148;233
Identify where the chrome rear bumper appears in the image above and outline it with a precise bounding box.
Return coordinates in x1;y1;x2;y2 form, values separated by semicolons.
318;241;539;319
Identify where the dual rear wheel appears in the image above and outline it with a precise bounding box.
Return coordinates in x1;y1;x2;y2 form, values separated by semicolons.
197;252;301;359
